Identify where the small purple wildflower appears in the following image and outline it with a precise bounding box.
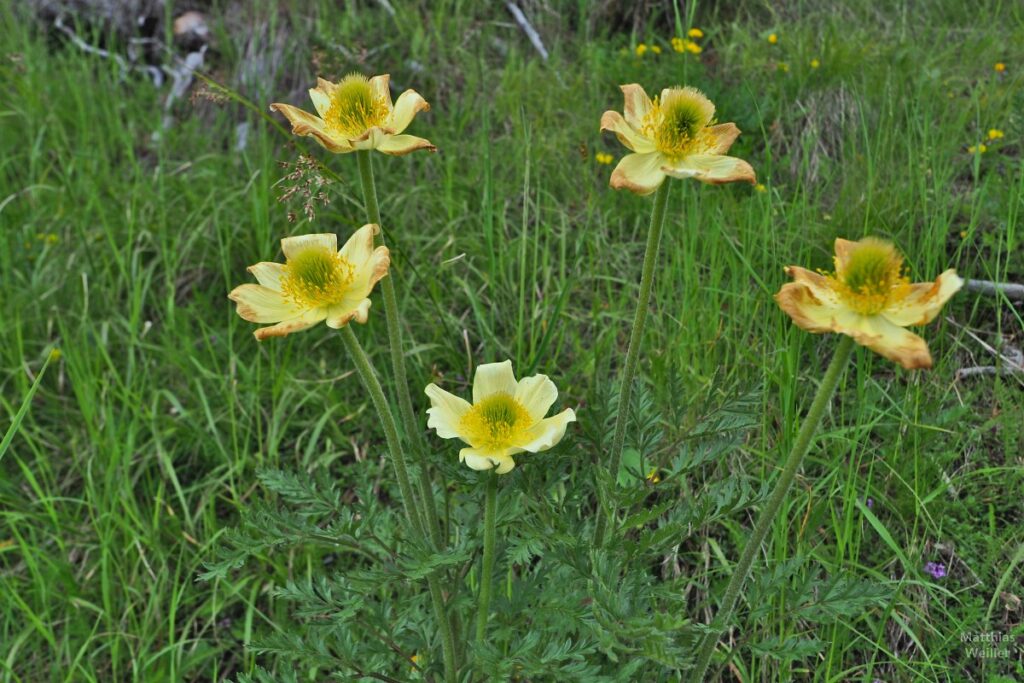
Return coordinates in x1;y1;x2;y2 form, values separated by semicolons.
866;497;874;509
924;561;946;579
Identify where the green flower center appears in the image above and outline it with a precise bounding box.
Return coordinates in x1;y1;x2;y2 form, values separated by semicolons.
644;87;716;158
832;238;909;315
460;393;532;451
281;246;355;308
324;74;389;138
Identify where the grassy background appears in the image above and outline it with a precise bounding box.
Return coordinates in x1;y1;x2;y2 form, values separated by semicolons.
1;0;1022;680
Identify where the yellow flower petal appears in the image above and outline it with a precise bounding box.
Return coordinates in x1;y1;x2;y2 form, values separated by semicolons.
839;315;933;370
619;83;654;130
610;151;667;195
513;374;558;422
282;233;337;260
247;262;286;289
599;110;656;154
325;298;371;327
881;270;963;327
472;360;518;403
459;447;517;474
253;308;328;341
705;122;742;155
389;89;430;135
228;284;302;323
308;82;332;118
369;74;393;110
661;154;756;185
774;268;847;333
518;408;576;453
425;384;474;439
376;133;437;155
268;103;351;153
339;224;378;265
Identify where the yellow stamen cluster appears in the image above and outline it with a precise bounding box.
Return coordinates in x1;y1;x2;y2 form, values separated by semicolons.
324;74;389;137
829;238;909;315
643;87;715;159
281;247;356;308
459;393;532;452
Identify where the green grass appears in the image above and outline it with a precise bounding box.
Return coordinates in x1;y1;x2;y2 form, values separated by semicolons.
1;1;1022;681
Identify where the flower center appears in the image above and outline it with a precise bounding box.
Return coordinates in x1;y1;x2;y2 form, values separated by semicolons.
280;246;356;308
324;74;389;138
830;238;910;315
459;393;532;452
643;87;716;159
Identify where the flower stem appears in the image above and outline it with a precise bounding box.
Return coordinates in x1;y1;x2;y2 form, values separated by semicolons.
355;150;444;549
593;179;672;548
475;471;498;645
688;334;856;681
339;326;458;683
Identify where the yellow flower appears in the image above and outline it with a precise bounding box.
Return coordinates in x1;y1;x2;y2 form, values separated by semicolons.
810;58;821;68
651;44;662;55
229;225;390;340
775;237;963;369
636;43;648;56
768;33;778;45
684;40;703;54
646;467;661;484
994;62;1006;72
671;37;685;53
755;183;767;193
987;128;1005;140
967;144;988;154
688;28;704;38
600;84;756;195
424;360;577;474
270;73;435;155
595;152;613;165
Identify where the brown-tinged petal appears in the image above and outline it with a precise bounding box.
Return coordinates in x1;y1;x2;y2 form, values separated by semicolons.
774;274;848;334
840;315;933;370
376;133;436;155
620;83;653;129
705;122;742;154
881;270;964;327
228;284;303;323
600;110;656;153
253;308;327;341
389;89;430;135
609;151;667;195
269;103;351;153
324;298;372;327
662;154;756;185
369;74;393;110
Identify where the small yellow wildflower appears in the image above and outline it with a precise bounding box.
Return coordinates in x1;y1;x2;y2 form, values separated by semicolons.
685;40;703;54
967;144;988;154
229;225;390;340
768;33;779;45
959;230;968;239
688;28;704;38
646;467;661;484
48;348;62;362
595;152;614;165
651;44;662;55
425;360;576;474
994;62;1006;72
778;62;790;72
271;73;435;155
755;183;767;193
671;37;685;53
636;43;648;56
987;128;1005;140
775;237;963;369
600;84;756;195
810;58;821;69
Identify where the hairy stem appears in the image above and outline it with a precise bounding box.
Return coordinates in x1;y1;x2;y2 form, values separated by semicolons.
593;179;672;547
339;326;458;683
689;334;856;681
355;149;443;548
475;472;498;645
